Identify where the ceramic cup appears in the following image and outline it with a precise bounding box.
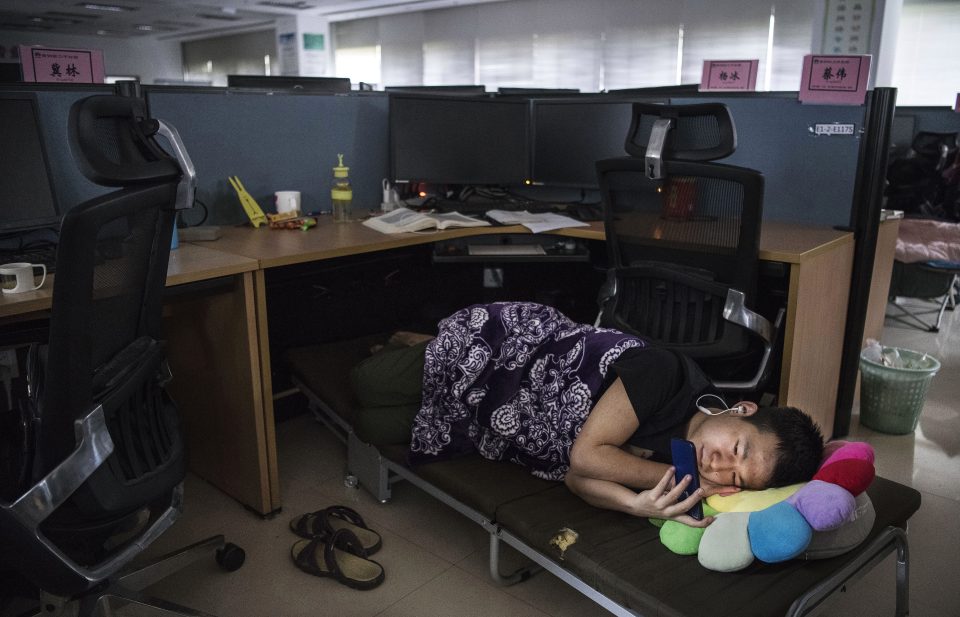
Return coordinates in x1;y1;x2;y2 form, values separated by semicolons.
275;191;301;215
0;262;47;294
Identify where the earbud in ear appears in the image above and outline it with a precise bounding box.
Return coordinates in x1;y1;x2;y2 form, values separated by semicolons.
732;405;746;415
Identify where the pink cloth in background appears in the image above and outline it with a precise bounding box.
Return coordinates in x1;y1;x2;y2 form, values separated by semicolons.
895;219;960;263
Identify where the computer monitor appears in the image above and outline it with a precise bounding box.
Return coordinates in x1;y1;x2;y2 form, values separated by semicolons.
226;74;351;93
497;87;580;96
890;114;917;155
385;85;486;94
0;92;60;233
530;98;634;188
389;94;530;186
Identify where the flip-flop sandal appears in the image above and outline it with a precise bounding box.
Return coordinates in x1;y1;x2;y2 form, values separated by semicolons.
290;505;383;555
291;529;385;590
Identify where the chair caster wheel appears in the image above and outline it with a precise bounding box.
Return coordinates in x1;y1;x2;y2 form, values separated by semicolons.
216;542;245;572
344;474;359;489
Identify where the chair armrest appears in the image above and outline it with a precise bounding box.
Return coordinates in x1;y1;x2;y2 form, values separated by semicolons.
3;404;113;528
714;304;786;392
722;289;774;343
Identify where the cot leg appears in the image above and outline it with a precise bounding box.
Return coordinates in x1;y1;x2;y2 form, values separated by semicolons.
888;299;938;332
488;533;543;586
896;534;910;617
787;527;910;617
347;433;393;503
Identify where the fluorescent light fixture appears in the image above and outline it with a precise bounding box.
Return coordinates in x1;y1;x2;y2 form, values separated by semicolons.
79;3;136;12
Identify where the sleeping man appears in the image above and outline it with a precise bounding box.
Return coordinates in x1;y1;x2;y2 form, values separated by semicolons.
352;301;824;528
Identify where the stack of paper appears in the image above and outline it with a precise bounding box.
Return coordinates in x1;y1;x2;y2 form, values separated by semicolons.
486;210;589;234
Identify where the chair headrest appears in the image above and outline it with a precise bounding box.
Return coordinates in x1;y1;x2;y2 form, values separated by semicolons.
624;102;737;162
68;95;182;187
911;131;959;158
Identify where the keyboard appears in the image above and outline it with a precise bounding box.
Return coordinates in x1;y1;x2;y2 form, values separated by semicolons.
0;246;57;274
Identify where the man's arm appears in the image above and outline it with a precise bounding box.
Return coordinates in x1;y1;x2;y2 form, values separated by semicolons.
565;377;710;525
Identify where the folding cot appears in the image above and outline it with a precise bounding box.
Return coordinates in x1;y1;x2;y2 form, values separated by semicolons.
285;337;921;617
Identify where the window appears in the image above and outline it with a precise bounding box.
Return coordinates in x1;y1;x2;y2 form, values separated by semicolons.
891;0;960;106
330;0;816;92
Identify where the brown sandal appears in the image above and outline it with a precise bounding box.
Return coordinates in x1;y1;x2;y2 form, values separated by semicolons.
289;505;383;555
291;528;385;590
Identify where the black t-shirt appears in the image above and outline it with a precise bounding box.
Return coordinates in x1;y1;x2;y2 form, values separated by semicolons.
612;347;720;462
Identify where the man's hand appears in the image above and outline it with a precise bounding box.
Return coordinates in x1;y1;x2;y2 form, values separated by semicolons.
627;467;714;527
698;474;742;498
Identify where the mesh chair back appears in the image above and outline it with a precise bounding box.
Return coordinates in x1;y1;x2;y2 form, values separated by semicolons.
31;95;184;514
597;157;763;356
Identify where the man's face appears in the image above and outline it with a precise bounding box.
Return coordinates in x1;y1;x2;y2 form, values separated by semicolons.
685;417;778;491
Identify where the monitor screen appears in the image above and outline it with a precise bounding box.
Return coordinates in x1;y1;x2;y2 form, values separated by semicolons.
389;94;530;186
889;114;916;155
530;99;634;188
0;93;60;233
227;74;351;93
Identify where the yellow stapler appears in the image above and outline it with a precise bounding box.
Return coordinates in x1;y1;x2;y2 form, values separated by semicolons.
228;176;268;228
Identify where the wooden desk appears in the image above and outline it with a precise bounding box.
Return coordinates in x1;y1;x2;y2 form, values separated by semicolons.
185;218;851;513
0;245;274;514
1;221;857;516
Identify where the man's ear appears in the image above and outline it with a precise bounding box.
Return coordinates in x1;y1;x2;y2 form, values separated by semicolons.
734;401;759;416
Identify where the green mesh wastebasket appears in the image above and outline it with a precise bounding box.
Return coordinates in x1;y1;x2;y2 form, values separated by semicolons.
859;347;940;434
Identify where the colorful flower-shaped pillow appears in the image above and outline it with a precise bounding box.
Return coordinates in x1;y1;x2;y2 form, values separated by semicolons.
652;440;876;572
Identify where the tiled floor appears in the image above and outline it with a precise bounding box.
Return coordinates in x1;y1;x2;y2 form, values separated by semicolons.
129;294;958;616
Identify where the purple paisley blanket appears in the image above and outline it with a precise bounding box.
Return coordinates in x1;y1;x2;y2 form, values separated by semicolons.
408;302;645;480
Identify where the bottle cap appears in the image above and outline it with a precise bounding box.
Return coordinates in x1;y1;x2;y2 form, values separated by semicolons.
333;153;349;178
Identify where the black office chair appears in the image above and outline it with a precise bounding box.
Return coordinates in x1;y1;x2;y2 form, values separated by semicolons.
885;131;960;218
0;95;243;616
596;102;783;393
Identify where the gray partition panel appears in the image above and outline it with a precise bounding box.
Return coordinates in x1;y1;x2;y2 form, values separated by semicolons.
673;96;867;228
896;106;960;136
146;90;389;226
34;88;115;215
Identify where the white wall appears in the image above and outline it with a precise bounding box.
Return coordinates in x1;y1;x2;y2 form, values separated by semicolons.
0;30;183;84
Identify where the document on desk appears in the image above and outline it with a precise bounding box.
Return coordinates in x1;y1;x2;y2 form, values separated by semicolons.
486;210;589;234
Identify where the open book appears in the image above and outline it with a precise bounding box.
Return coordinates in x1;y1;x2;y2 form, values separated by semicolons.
362;207;491;234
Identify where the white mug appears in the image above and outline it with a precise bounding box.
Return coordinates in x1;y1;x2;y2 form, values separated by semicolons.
274;191;301;215
0;262;47;294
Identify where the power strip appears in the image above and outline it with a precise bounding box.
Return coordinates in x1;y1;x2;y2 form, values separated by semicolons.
178;226;222;242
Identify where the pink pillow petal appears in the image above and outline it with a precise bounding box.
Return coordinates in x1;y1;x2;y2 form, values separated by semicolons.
822;442;875;467
814;458;875;496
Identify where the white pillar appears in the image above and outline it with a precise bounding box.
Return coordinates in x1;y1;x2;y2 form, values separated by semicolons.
274;15;332;76
811;0;903;88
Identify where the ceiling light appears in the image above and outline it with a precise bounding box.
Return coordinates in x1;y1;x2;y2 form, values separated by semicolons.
79;3;136;12
196;13;242;21
257;1;315;9
48;11;101;20
136;24;153;31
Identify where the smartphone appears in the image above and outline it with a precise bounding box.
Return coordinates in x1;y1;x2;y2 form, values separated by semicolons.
670;437;703;520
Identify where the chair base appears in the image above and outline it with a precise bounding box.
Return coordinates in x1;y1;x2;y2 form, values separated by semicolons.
26;535;241;617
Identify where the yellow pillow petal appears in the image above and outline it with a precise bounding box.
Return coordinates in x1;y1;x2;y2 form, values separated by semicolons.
706;483;805;513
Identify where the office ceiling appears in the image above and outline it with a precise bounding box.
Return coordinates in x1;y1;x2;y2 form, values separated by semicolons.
0;0;499;39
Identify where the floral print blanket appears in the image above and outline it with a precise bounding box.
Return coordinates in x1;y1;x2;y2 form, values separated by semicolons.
408;302;644;480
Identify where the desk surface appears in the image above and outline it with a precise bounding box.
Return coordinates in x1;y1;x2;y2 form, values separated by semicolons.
0;243;259;319
203;218;852;269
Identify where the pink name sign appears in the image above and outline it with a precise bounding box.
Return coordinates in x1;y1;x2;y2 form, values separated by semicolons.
699;60;759;92
19;46;105;84
799;54;871;105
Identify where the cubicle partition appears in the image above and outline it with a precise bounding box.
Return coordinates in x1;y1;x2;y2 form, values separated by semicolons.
144;88;390;226
0;84;115;217
672;94;867;227
896;105;960;135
